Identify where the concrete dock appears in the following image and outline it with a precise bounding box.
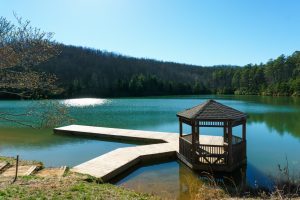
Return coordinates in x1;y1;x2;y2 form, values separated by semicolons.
54;125;222;182
71;142;178;181
54;125;178;143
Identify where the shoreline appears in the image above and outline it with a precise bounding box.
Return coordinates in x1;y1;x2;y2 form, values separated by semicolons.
0;93;300;101
0;156;159;200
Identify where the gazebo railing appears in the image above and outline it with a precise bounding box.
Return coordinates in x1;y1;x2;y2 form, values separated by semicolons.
197;144;228;165
179;134;193;163
180;134;228;165
180;134;245;167
232;135;243;144
232;140;246;164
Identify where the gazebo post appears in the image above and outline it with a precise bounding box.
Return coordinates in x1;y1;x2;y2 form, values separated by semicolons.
242;119;246;141
242;118;247;160
195;120;199;144
179;119;183;137
228;121;233;166
223;121;227;143
193;120;200;164
191;121;196;163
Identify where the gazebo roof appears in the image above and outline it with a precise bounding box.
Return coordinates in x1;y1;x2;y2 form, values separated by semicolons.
176;99;247;120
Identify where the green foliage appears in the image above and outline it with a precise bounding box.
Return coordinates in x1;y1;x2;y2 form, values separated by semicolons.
0;174;158;200
33;45;236;98
2;37;300;98
32;45;299;98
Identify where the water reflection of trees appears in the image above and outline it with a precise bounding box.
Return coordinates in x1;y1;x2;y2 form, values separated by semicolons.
0;128;81;148
248;112;300;139
214;95;300;106
0;128;141;149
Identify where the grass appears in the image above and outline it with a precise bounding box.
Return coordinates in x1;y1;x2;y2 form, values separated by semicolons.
0;172;159;200
181;170;229;200
0;156;158;200
0;156;43;167
1;156;299;199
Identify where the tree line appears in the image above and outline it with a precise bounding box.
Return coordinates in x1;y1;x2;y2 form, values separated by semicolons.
2;44;300;98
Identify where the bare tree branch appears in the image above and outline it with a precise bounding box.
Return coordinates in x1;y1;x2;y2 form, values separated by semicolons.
0;14;63;127
0;115;35;128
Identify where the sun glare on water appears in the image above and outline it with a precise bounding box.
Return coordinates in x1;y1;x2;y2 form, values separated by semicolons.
62;98;109;107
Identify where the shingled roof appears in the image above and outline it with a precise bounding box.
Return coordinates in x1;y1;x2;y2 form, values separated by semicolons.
177;99;247;120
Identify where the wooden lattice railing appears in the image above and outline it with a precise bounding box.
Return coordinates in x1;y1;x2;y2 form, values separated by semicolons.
180;134;228;165
197;144;228;165
232;135;243;144
179;134;193;163
179;134;245;166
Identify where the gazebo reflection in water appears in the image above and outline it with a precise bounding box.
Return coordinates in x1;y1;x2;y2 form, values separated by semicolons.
177;99;247;172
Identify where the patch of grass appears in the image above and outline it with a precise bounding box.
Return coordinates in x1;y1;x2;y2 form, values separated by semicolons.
3;156;298;199
181;172;228;200
0;172;159;200
83;174;103;183
0;156;43;167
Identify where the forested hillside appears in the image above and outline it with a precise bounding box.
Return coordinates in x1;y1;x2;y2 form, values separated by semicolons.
37;45;222;97
22;45;300;98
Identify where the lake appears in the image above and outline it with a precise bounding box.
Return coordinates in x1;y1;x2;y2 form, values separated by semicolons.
0;95;299;199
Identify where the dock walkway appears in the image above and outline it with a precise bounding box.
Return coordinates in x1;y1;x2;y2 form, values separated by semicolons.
54;125;178;143
54;125;222;181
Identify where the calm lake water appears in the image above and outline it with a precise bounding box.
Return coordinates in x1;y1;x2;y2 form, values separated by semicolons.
0;95;299;199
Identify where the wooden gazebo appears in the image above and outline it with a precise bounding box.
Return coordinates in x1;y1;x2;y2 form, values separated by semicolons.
176;99;247;172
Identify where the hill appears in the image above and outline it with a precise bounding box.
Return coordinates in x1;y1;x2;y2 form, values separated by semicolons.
19;45;300;98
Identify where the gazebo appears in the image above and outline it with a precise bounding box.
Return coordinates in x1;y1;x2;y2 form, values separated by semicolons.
176;99;247;172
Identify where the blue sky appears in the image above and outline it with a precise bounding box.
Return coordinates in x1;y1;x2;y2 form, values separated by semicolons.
1;0;300;66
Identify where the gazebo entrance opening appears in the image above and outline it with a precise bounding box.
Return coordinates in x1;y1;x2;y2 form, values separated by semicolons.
177;100;247;172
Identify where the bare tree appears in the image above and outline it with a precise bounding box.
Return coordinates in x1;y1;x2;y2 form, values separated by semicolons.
0;14;61;96
0;14;63;127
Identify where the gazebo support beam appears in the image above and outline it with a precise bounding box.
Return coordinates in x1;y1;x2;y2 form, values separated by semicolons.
242;119;246;141
179;119;183;137
223;121;227;143
228;121;233;165
191;122;196;163
195;120;199;144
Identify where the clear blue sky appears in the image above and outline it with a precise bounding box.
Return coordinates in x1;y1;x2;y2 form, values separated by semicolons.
1;0;300;66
